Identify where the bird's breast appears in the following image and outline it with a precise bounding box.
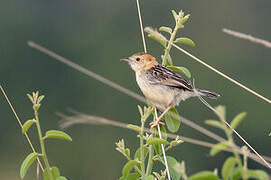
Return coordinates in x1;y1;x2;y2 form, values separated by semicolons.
136;73;174;110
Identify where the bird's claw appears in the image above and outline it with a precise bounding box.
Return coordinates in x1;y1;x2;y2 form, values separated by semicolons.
149;120;165;132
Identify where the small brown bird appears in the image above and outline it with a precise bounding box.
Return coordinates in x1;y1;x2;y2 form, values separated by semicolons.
121;52;220;128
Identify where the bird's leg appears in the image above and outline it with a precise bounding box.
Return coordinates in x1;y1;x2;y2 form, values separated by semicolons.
150;105;173;131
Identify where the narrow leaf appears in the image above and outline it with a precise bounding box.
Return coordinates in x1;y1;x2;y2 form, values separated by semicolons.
174;37;195;47
167;156;181;180
51;166;61;179
167;66;191;79
144;175;156;180
22;119;36;134
214;105;226;120
162;54;173;66
20;152;39;179
45;130;72;141
188;171;219;180
56;177;68;180
230;112;247;129
204;120;225;130
181;14;190;24
120;173;140;180
134;146;148;161
222;157;238;180
171;10;178;22
37;95;45;104
148;34;167;47
137;105;143;117
159;26;172;34
42;168;50;180
210;142;228;156
122;160;138;177
147;137;169;145
127;124;141;133
26;94;33;103
165;108;181;133
247;170;269;180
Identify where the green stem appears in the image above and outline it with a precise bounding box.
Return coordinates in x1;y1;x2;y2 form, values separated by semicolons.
140;118;145;175
225;127;242;169
34;110;53;180
162;22;179;66
146;145;154;175
242;148;248;180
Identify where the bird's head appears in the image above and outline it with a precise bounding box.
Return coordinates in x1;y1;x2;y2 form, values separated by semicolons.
121;52;158;73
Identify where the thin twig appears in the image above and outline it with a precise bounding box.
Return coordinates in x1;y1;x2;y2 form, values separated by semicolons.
57;112;271;167
136;1;170;177
27;41;145;103
136;0;147;53
154;108;171;180
222;28;271;48
0;85;44;171
197;94;271;169
27;41;271;168
144;27;271;104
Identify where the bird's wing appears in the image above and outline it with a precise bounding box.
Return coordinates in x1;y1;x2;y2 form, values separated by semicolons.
147;65;193;90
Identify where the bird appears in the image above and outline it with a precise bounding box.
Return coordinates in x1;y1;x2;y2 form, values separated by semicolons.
121;52;220;128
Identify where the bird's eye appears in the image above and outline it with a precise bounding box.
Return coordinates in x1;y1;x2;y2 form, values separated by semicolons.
136;57;140;61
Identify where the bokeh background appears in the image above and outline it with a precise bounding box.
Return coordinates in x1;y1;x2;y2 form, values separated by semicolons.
1;0;271;179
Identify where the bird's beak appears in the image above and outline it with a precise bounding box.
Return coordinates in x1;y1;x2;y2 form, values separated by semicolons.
120;57;130;63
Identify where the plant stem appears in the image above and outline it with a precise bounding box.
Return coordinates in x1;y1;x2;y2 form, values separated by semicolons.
34;109;54;180
162;22;179;65
146;145;154;175
140;117;145;175
242;147;248;180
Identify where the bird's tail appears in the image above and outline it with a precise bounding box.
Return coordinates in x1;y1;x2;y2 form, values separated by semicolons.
196;89;220;99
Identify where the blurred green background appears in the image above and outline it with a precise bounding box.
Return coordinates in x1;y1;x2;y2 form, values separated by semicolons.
1;0;270;179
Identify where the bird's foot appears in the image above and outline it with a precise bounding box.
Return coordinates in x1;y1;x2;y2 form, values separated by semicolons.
149;120;165;132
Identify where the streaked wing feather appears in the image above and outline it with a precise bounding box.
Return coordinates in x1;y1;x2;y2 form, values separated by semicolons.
147;65;193;90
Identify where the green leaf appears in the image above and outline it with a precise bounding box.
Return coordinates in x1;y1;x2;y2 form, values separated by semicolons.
167;66;191;79
222;157;238;180
269;132;271;136
159;26;172;34
181;14;190;24
127;124;141;133
43;168;51;180
43;167;61;180
171;10;178;22
22;119;36;134
204;120;225;130
174;37;195;47
27;93;34;103
120;173;141;180
51;166;61;179
122;160;138;178
188;171;219;180
232;168;242;180
137;105;143;117
247;170;269;180
214;105;226;120
20;152;39;179
148;33;167;47
147;137;169;145
210;142;228;156
162;54;173;66
134;146;148;161
44;130;72;141
165;108;181;133
144;175;156;180
37;95;45;104
167;156;181;180
230;112;246;129
56;177;68;180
